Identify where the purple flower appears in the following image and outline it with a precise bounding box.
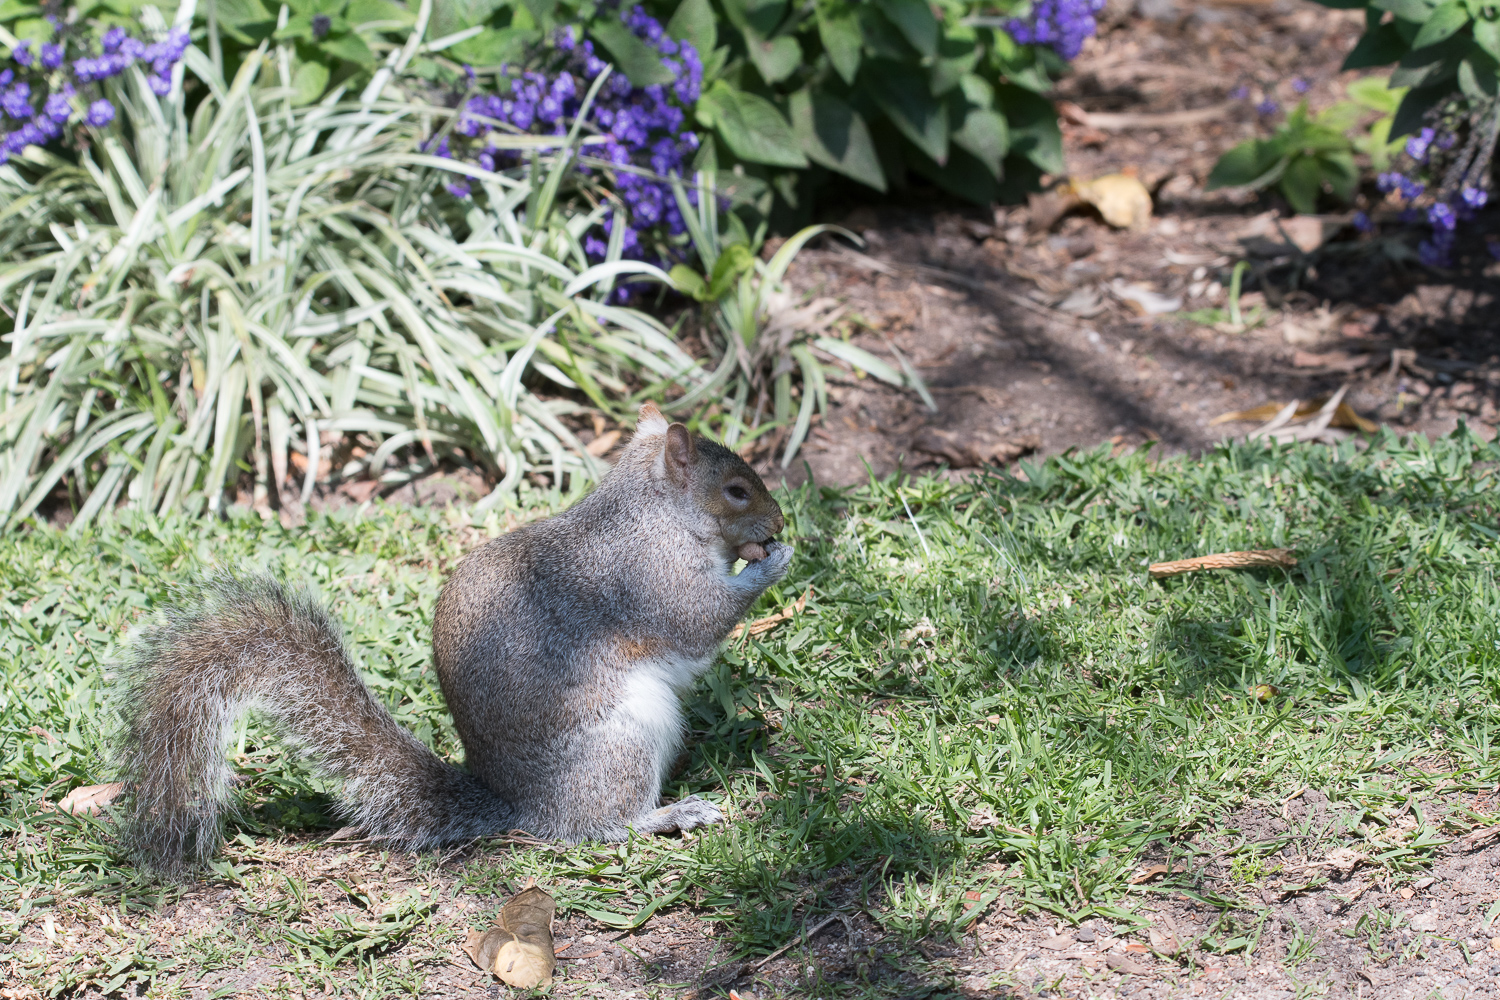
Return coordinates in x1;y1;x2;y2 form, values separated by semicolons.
445;179;470;198
11;41;32;67
43;91;70;124
1256;99;1278;115
1291;78;1310;93
1005;0;1105;60
312;14;331;39
1377;172;1401;193
1427;202;1456;231
85;98;115;127
1399;176;1425;200
1;83;31;120
1405;127;1435;162
1418;228;1454;268
40;43;63;70
102;27;128;54
149;73;172;96
1352;211;1373;233
1460;187;1487;209
1230;85;1249;100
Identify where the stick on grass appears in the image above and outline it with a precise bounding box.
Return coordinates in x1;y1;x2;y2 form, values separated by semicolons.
1148;548;1297;579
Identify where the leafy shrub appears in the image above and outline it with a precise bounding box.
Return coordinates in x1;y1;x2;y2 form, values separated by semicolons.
1207;79;1405;213
0;9;719;527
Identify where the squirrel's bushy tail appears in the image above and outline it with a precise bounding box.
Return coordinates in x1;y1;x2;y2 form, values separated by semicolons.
112;576;512;874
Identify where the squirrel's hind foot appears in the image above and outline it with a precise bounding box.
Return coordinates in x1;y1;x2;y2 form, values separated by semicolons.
631;795;724;836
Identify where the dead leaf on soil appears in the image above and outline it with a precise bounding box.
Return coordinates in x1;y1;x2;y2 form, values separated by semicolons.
1038;935;1073;951
1291;349;1377;373
1409;912;1442;932
912;427;1040;468
1073;174;1153;230
1149;915;1186;956
1108;279;1181;315
1316;846;1366;876
463;884;556;988
729;588;812;641
53;782;124;816
1107;953;1148;974
1128;863;1186;884
1457;823;1500;851
1211;397;1377;433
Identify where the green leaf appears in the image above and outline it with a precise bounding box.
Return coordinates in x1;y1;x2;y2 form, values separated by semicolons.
1278;154;1327;214
1390;82;1451;135
1319;151;1359;203
291;59;331;105
697;81;808;167
345;0;416;27
951;107;1009;179
591;18;676;86
450;26;535;67
997;84;1063;175
722;0;789;36
857;3;917;59
211;0;278;43
744;26;802;84
930;26;980;96
1343;23;1411;68
1476;17;1500;59
790;88;886;190
666;0;717;62
428;0;504;39
518;0;558;25
1373;0;1439;21
707;243;756;299
816;0;862;84
1346;75;1406;112
1457;52;1500;97
1411;0;1471;46
0;2;42;20
321;30;376;65
668;264;709;301
866;59;949;163
875;0;938;57
1206;138;1290;190
1389;32;1466;87
10;16;50;42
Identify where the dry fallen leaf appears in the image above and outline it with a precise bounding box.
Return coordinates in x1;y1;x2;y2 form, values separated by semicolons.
729;587;812;640
1320;846;1365;876
1128;864;1170;884
1073;174;1153;230
1148;549;1297;579
1109;279;1181;315
1148;926;1181;956
463;884;556;988
54;782;124;816
1409;912;1442;932
585;430;621;457
1107;953;1148;974
1037;935;1073;951
1211;398;1377;433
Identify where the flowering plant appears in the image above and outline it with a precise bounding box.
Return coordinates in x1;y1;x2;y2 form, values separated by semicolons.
0;13;189;166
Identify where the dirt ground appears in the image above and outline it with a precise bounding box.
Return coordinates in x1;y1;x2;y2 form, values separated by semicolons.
751;0;1500;492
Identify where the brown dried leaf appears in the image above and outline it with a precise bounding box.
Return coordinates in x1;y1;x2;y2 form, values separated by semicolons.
465;884;556;988
1037;935;1073;951
1107;953;1148;974
1073;174;1153;230
1128;864;1169;884
728;588;812;640
585;430;621;457
1148;926;1181;956
55;782;124;816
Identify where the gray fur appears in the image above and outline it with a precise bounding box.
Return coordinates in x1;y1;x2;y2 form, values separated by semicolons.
110;407;790;873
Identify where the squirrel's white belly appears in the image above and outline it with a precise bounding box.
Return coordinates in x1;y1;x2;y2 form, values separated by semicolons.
610;653;712;780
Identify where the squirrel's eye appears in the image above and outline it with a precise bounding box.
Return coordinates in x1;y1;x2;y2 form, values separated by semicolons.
725;484;750;503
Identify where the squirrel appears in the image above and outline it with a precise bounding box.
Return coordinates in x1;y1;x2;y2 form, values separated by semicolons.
110;403;793;873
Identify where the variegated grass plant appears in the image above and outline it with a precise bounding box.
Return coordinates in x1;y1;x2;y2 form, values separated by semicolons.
666;173;935;468
0;12;716;530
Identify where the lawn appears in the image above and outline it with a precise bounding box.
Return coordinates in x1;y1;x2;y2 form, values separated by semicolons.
3;429;1499;997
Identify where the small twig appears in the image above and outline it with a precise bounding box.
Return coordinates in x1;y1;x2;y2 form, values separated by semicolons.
1149;548;1297;579
752;913;846;970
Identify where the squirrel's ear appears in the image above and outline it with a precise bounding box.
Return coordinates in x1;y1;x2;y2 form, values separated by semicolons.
635;401;669;437
664;423;697;482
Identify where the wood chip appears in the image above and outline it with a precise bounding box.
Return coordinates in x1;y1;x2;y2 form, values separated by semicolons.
1149;549;1297;579
1458;824;1500;852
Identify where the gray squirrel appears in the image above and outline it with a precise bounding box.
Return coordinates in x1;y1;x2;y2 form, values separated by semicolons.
111;403;793;873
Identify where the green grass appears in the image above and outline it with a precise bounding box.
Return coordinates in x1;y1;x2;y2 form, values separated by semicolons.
3;428;1500;995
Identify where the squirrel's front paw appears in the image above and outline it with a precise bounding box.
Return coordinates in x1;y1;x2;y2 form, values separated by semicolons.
740;540;793;586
